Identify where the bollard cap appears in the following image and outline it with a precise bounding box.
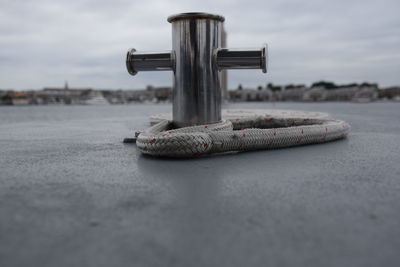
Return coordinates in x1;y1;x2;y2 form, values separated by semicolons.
168;12;225;23
261;44;268;73
126;48;138;75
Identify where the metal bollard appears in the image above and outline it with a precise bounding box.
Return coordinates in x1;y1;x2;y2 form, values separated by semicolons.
126;12;268;127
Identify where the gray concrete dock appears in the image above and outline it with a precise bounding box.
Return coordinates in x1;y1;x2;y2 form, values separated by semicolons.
1;102;399;267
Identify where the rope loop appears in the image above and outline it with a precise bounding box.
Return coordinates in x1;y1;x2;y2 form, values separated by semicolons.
136;109;350;158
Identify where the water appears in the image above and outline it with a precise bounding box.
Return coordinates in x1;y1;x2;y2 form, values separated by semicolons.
1;102;399;134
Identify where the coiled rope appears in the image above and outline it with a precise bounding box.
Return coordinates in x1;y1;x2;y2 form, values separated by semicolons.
135;109;350;158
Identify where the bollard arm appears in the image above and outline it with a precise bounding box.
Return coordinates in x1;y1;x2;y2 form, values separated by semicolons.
126;48;175;76
215;44;268;73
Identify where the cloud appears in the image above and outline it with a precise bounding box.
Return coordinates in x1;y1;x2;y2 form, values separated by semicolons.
0;0;399;89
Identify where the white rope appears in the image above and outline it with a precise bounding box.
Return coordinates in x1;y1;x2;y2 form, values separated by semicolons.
136;109;350;158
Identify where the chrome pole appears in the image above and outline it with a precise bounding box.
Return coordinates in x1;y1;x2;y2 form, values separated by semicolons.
126;49;174;75
126;12;268;127
216;45;268;72
168;13;224;127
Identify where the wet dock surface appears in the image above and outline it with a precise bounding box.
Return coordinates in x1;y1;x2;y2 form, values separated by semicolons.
1;102;399;267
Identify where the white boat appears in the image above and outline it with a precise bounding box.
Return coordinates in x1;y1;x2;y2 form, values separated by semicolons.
85;94;109;105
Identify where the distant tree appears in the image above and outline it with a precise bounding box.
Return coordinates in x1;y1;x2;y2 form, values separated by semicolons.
360;82;378;88
257;86;263;91
285;84;296;90
311;81;337;89
0;94;12;105
267;83;282;92
237;84;243;90
339;83;358;88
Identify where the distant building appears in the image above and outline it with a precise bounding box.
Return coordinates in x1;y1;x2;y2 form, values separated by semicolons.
323;85;377;101
303;87;326;101
11;92;31;105
149;86;171;102
0;81;389;106
282;85;306;101
104;86;172;104
37;83;93;104
229;86;273;102
379;87;400;100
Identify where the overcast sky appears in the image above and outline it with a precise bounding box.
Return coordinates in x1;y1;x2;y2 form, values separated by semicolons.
1;0;399;90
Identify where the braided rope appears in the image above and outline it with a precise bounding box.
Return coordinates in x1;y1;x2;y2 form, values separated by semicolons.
136;109;350;158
